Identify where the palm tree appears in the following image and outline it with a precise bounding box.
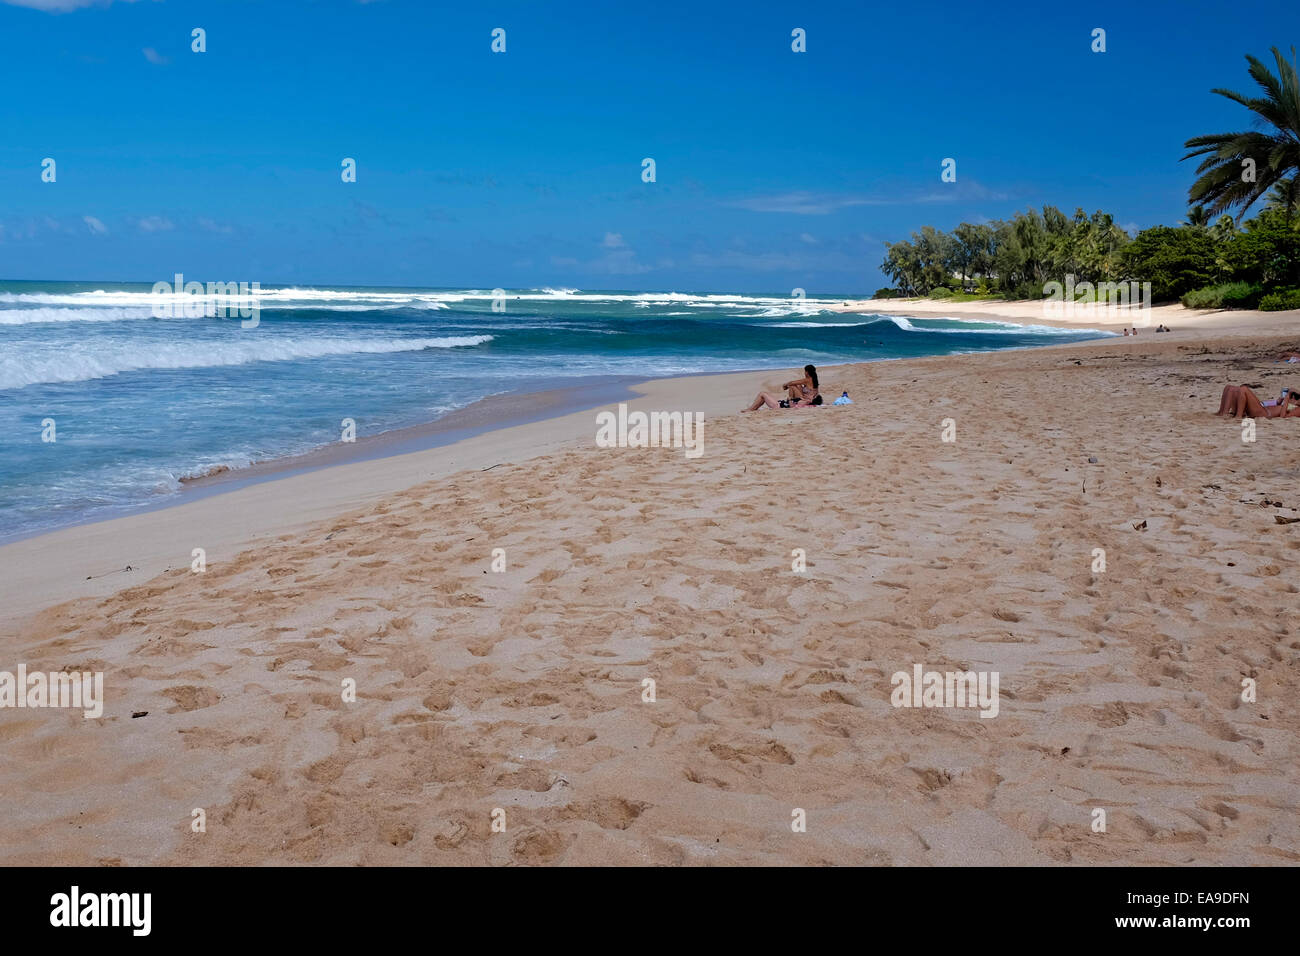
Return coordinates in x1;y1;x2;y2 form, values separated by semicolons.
1263;174;1299;223
1210;214;1238;242
1182;205;1212;228
1183;47;1300;221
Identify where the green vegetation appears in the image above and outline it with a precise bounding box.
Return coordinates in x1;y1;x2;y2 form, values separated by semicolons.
880;207;1130;299
1181;282;1261;309
1183;47;1300;221
877;48;1300;309
1259;288;1300;311
1118;227;1219;301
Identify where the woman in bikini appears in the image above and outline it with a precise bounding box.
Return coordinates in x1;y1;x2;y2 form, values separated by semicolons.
743;364;823;411
1215;384;1300;418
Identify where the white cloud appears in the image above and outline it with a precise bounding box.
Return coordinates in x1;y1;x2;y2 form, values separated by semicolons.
731;182;1009;215
197;217;233;234
137;215;174;232
731;192;879;215
142;47;170;65
799;232;818;244
602;231;625;249
82;215;108;235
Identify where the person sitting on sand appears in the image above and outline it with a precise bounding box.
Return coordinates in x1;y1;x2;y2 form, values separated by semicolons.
744;364;823;411
1215;384;1300;418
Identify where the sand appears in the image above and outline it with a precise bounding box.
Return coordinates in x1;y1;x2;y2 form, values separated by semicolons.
2;315;1299;866
838;296;1300;334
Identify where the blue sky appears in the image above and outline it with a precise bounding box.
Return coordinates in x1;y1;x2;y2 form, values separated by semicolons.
1;0;1297;293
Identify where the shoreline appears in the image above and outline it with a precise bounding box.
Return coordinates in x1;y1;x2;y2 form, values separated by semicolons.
0;363;795;622
9;296;1236;552
2;310;1296;621
0;374;651;548
1;363;847;550
1;325;1120;549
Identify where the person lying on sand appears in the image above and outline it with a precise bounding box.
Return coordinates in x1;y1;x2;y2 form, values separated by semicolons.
744;364;823;411
1215;384;1300;418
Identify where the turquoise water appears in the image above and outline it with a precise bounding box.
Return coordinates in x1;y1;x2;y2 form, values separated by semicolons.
0;281;1112;538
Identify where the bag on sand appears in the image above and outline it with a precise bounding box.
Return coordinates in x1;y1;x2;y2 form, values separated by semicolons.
833;391;853;405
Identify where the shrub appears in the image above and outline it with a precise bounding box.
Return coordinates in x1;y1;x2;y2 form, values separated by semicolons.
1259;288;1300;312
1181;282;1261;309
928;286;954;299
1181;285;1224;308
1220;283;1263;309
872;288;900;299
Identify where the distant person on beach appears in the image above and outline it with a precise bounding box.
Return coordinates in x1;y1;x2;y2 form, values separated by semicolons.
743;364;822;411
1216;384;1300;418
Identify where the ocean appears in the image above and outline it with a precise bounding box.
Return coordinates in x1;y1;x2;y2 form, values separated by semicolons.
0;281;1112;539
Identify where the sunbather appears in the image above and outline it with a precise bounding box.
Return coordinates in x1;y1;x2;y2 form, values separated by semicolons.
744;364;823;411
1216;384;1300;418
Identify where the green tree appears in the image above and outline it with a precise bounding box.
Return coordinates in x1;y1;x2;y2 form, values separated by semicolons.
1007;209;1049;294
1210;215;1238;243
1080;211;1131;281
1120;226;1222;301
881;240;921;296
1224;209;1300;286
1182;205;1212;228
953;222;994;291
1263;174;1300;224
1183;47;1300;220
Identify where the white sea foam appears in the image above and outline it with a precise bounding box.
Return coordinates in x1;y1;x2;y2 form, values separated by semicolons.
876;315;1113;336
763;320;874;328
0;307;157;324
0;334;493;390
0;288;848;311
0;296;455;322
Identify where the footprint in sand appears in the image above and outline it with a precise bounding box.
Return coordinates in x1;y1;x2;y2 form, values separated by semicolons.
560;797;648;831
161;685;221;713
510;828;569;863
